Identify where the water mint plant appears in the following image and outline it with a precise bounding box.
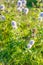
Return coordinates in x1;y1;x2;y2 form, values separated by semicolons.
0;0;43;65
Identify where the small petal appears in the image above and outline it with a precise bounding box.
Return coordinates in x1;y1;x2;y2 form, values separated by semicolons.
29;40;35;45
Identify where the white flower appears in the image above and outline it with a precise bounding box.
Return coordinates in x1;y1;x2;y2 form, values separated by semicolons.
17;0;29;14
24;8;29;14
0;4;5;10
17;7;22;12
27;40;35;49
21;0;27;6
40;12;43;17
17;0;22;7
0;15;5;20
1;15;5;20
27;44;32;49
29;40;35;45
38;12;43;21
11;21;17;29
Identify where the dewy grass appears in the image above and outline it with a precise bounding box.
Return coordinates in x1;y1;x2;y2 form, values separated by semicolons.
0;0;43;65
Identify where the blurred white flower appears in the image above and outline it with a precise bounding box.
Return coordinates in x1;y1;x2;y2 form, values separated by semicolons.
0;15;5;20
27;44;32;49
17;0;22;7
21;0;27;6
40;12;43;17
38;12;43;21
17;0;29;14
17;7;22;12
24;8;29;14
11;21;17;29
1;15;6;20
27;40;35;49
29;40;35;45
0;4;5;11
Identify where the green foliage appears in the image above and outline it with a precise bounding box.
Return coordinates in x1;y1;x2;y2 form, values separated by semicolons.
26;0;37;8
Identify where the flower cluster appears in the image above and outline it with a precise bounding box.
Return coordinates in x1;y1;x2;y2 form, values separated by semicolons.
17;0;29;14
27;40;35;49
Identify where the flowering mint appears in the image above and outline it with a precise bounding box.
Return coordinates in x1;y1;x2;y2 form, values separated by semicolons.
24;8;29;14
29;40;35;45
11;21;17;29
0;4;5;11
17;0;22;7
21;0;27;6
27;40;35;49
40;12;43;17
17;0;29;14
1;15;6;20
